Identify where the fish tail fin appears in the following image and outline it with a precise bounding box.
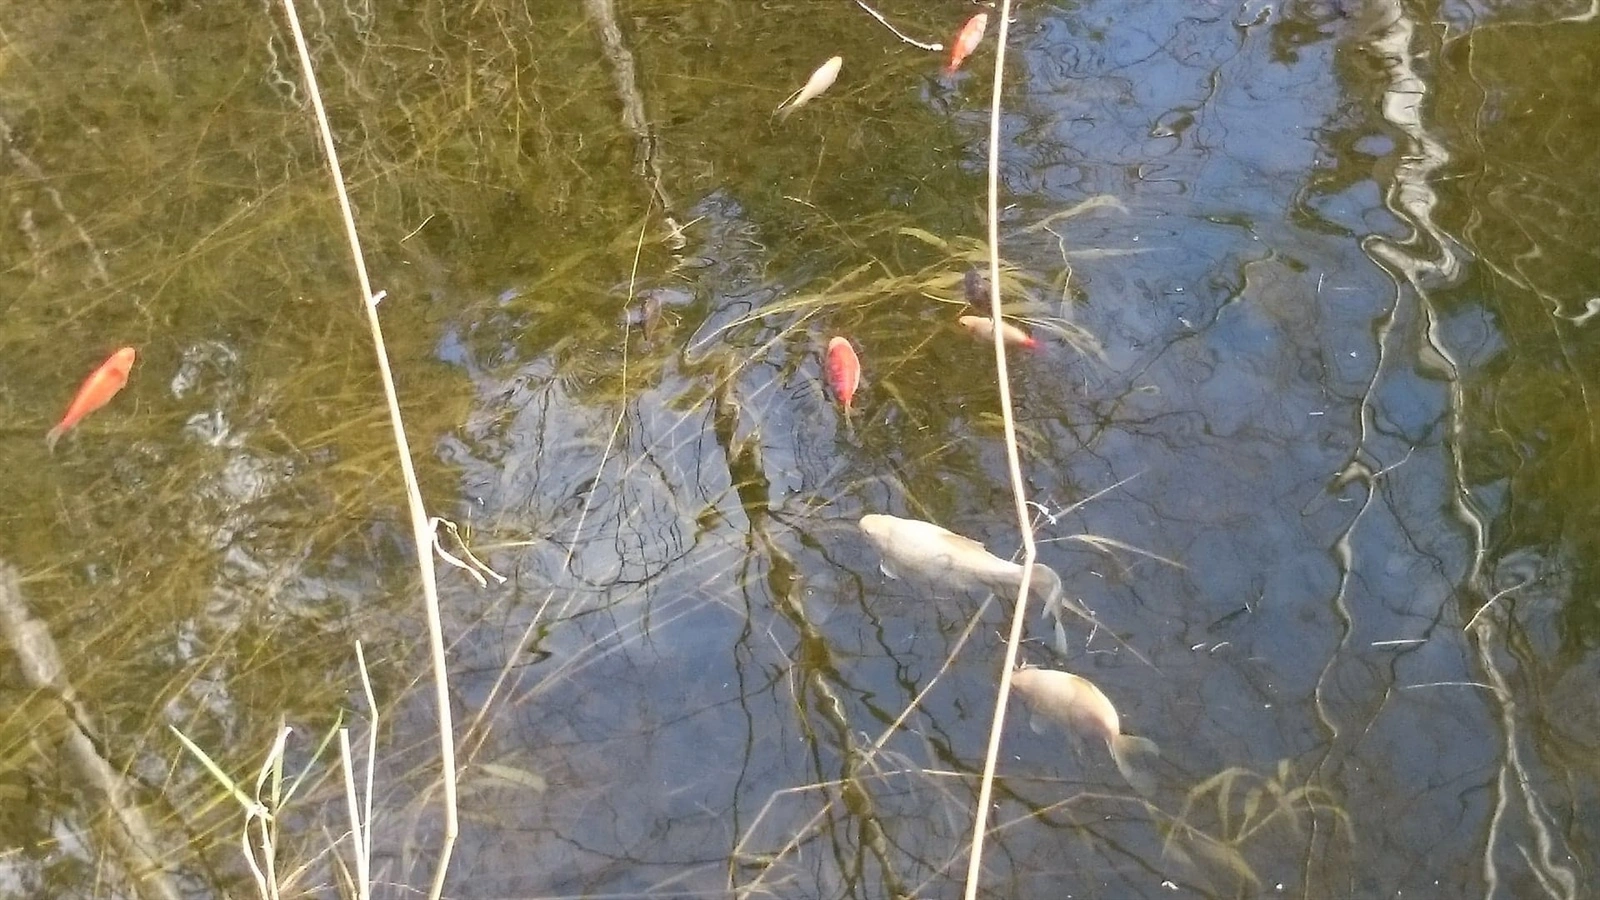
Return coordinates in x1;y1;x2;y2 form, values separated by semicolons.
1037;568;1102;632
1110;734;1160;796
774;89;802;122
1034;565;1072;654
1034;564;1068;622
1034;563;1064;609
44;426;63;453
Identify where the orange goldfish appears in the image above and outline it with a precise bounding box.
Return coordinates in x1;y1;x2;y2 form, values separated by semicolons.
46;347;136;451
945;13;989;75
825;336;860;411
958;314;1038;349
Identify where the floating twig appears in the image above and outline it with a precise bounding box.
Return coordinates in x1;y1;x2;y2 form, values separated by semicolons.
852;0;943;51
430;516;508;587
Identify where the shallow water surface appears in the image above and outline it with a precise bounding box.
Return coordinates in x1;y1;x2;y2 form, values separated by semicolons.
1;1;1598;898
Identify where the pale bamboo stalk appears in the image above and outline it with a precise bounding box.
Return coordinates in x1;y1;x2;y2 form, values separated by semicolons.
275;2;457;896
962;2;1027;898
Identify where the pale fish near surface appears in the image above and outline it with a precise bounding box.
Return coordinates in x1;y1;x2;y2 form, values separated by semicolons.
1011;666;1159;796
957;314;1038;349
777;56;843;121
857;513;1076;653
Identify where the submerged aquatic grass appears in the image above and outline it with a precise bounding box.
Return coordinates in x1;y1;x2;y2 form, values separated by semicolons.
694;217;1115;366
171;642;398;899
1158;760;1355;892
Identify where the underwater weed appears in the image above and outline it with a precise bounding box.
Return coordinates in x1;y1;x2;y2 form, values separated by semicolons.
1158;759;1355;892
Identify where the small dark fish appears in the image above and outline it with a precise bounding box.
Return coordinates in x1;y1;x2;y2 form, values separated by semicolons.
963;269;991;307
621;295;663;338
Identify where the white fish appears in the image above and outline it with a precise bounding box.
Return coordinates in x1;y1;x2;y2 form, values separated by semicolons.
858;513;1079;652
776;56;843;121
1011;666;1159;795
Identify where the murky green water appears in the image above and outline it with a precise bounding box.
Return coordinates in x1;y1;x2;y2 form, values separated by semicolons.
2;1;1598;897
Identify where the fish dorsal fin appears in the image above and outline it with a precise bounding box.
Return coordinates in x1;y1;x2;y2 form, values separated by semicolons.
935;529;990;556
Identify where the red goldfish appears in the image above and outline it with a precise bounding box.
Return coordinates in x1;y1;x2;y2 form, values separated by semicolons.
46;347;136;451
825;337;861;411
945;13;989;75
958;314;1038;349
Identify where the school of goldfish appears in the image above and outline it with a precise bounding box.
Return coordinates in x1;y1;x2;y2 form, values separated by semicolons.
776;10;1040;422
30;3;1132;804
789;9;1147;798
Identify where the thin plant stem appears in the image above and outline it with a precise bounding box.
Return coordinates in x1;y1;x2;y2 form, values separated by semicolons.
276;1;458;896
356;642;377;881
338;729;369;900
257;724;290;899
963;2;1026;898
851;0;943;51
336;643;379;900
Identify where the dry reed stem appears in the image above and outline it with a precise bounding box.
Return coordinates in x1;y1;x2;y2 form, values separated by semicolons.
276;1;458;896
851;0;943;51
337;642;378;900
963;2;1027;898
355;642;378;883
337;730;368;900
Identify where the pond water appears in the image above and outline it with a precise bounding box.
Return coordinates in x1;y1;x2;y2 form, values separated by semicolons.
1;1;1598;898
